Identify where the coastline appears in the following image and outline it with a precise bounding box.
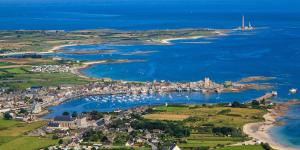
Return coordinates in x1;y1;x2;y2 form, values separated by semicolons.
0;44;78;56
160;36;206;44
71;59;146;79
241;101;299;150
160;30;227;44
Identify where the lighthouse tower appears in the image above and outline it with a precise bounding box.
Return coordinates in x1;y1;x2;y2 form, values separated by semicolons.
242;15;245;30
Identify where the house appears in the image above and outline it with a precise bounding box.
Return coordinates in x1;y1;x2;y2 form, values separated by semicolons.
169;143;181;150
48;115;88;130
49;115;76;130
28;86;43;92
31;102;42;114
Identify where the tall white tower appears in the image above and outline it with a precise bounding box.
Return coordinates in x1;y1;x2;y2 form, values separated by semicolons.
242;15;245;30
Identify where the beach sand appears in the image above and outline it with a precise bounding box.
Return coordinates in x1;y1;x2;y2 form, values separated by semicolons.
240;108;298;150
160;36;206;44
160;30;227;44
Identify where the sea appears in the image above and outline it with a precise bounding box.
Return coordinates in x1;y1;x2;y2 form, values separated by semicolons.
0;0;300;148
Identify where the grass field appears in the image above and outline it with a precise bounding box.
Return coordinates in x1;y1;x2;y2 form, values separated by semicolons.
0;119;57;150
0;136;57;150
144;105;266;149
144;113;190;121
0;120;46;137
0;66;90;89
147;105;266;128
215;145;265;150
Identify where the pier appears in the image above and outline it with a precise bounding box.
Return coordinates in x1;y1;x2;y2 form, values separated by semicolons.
255;91;278;103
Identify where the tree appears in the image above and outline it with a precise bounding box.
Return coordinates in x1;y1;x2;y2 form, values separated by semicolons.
62;112;70;116
101;136;110;143
90;111;103;120
261;143;272;150
71;111;78;118
251;100;260;107
58;139;64;145
19;108;28;115
52;135;59;140
231;101;241;108
3;112;12;120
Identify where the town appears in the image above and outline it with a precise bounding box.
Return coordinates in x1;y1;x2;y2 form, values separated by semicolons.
0;77;271;120
0;75;276;150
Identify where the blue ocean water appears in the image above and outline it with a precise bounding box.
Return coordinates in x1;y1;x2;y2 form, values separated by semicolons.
45;90;265;118
1;0;300;148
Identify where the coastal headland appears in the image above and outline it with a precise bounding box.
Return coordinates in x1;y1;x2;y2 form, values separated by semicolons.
0;28;227;56
242;100;300;150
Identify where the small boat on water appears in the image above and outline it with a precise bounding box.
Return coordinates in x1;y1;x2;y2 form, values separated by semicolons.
289;88;297;94
272;91;278;96
114;108;122;113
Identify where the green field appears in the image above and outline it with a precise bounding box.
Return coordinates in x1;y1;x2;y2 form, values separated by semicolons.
0;119;57;150
146;105;266;128
0;136;57;150
215;145;265;150
0;66;90;89
144;105;266;149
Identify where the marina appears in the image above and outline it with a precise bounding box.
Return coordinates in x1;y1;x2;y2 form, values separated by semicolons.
0;0;300;149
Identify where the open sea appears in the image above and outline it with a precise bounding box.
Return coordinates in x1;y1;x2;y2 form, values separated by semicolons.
1;0;300;148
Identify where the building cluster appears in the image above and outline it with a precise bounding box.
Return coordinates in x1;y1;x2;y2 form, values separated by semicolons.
0;77;260;122
35;106;168;150
31;65;72;73
0;76;269;150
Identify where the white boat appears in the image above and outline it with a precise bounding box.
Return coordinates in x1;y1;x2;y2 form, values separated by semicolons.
289;88;297;94
272;91;278;96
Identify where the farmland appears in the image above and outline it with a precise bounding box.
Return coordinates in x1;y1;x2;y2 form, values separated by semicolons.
143;105;266;149
0;119;57;150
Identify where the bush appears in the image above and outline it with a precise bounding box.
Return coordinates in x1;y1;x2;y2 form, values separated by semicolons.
58;139;63;145
198;126;212;133
71;111;78;118
52;135;59;139
231;101;242;108
212;127;242;137
3;112;12;120
62;112;69;116
19;108;28;114
90;110;104;120
131;120;190;138
261;143;272;150
217;109;231;115
184;116;203;122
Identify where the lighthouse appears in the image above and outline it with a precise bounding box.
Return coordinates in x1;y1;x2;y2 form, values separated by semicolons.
242;15;245;30
239;15;254;31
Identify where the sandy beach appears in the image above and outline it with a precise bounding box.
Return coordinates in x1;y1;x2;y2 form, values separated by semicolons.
241;101;300;150
160;30;228;44
160;36;206;44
